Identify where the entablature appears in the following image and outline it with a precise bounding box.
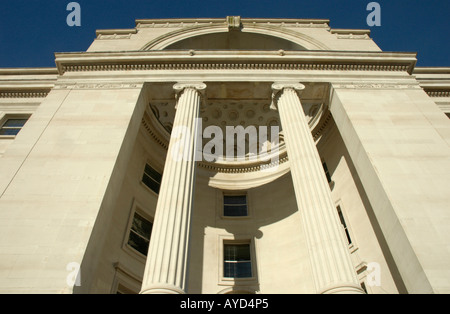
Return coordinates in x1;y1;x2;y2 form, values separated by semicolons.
54;50;417;75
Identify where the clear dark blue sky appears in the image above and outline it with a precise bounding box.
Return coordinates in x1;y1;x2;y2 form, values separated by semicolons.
0;0;448;68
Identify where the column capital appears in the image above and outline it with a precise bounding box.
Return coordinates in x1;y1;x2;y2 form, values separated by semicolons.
173;82;207;94
270;82;305;110
173;82;207;110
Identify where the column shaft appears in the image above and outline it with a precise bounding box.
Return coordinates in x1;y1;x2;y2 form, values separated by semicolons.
140;83;205;294
273;83;363;294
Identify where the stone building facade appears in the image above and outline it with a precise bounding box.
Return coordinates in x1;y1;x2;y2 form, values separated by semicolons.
0;17;449;294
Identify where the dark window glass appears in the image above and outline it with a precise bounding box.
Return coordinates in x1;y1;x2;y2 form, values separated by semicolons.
224;244;252;278
128;212;153;256
0;118;28;136
337;206;352;245
322;162;332;183
142;164;162;194
224;195;248;217
361;282;368;294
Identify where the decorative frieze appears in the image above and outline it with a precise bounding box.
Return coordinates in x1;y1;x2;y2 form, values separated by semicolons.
97;34;133;40
0;91;50;98
197;154;289;174
53;83;143;90
426;90;450;97
335;33;370;40
333;83;423;90
60;62;411;74
135;18;330;29
331;29;371;40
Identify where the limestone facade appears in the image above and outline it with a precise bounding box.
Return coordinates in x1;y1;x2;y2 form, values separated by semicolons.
0;17;449;294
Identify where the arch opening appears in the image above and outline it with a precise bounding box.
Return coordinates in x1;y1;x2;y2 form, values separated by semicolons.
163;32;307;51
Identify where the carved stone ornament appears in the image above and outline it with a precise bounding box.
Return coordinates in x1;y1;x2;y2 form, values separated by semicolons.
173;82;207;93
227;16;241;31
270;82;306;110
173;82;207;109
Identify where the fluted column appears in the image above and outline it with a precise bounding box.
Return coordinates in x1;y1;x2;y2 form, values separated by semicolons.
140;82;206;294
272;82;364;294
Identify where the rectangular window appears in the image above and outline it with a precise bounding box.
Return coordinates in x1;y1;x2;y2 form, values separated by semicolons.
0;118;28;136
360;282;368;294
337;205;352;245
127;212;153;256
322;162;332;183
223;243;252;278
142;164;162;194
223;195;248;217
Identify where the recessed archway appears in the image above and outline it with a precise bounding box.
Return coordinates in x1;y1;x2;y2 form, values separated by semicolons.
164;31;307;51
140;22;330;51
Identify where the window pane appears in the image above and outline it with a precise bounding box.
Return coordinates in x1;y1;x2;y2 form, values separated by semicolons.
224;244;252;278
224;195;247;217
224;205;247;217
236;261;252;278
224;261;252;278
0;128;21;136
142;174;160;194
337;206;352;245
224;195;247;205
128;231;150;256
224;244;251;261
3;119;27;128
142;164;162;194
322;162;332;183
131;213;153;240
144;164;162;182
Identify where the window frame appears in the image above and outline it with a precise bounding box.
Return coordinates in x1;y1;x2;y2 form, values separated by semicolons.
220;191;251;220
223;194;248;218
141;163;162;195
111;262;142;294
0;114;31;138
223;243;253;279
218;235;258;286
335;200;357;253
123;201;154;261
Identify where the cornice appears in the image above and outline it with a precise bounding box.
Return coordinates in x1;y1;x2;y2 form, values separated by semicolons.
135;17;330;28
54;50;417;75
0;90;50;98
0;68;58;76
332;82;423;90
424;90;450;97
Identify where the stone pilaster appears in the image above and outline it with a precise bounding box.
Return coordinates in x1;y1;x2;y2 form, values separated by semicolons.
140;82;206;294
272;82;364;294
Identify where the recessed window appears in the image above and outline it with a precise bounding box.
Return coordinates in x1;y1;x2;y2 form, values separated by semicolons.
127;212;153;256
223;243;252;278
0;118;28;136
223;195;248;217
116;283;138;295
337;205;352;245
322;162;332;183
142;164;162;194
360;281;368;294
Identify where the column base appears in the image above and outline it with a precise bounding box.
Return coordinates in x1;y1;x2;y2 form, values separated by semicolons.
319;283;366;294
140;284;186;294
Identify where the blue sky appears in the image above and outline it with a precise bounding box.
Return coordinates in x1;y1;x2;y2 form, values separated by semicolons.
0;0;448;68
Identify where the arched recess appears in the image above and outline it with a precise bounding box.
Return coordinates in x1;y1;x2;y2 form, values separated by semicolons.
140;24;330;51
